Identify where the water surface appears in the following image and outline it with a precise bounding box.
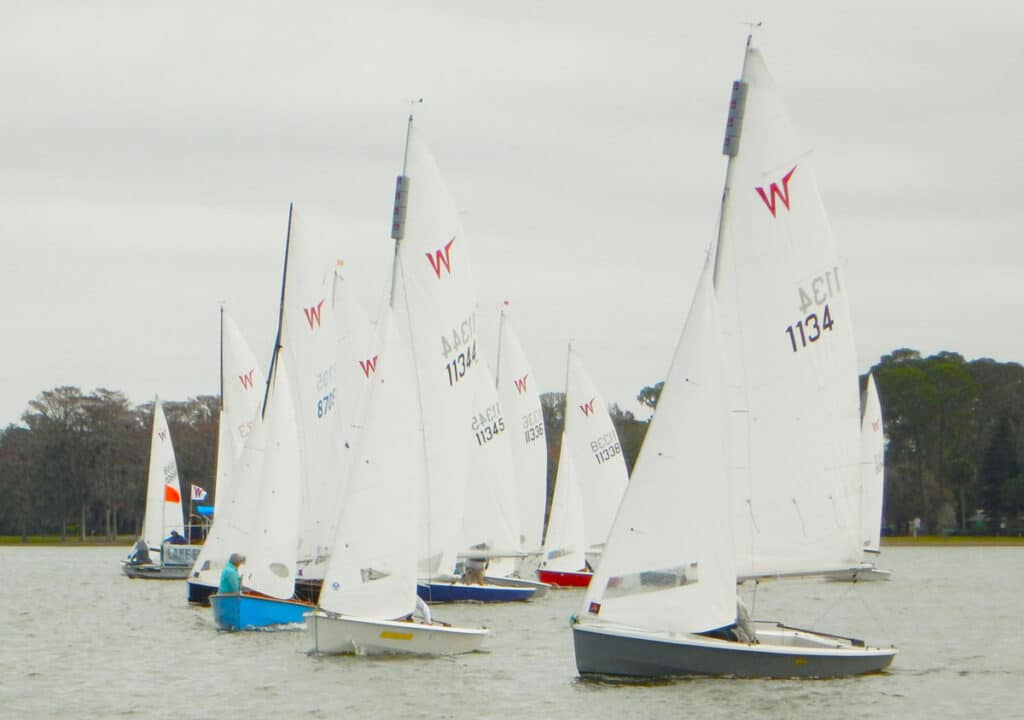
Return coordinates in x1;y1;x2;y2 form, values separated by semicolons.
0;546;1019;718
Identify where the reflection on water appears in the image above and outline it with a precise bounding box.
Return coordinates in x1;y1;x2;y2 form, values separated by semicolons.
0;545;1020;718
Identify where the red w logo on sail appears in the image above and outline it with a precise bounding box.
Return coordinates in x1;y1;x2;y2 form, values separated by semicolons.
359;355;379;378
426;237;456;278
871;419;881;432
157;431;167;442
579;398;596;416
755;165;797;217
238;369;256;390
513;375;529;395
304;299;326;330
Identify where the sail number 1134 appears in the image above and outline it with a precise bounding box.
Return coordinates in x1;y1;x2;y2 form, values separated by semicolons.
785;304;834;353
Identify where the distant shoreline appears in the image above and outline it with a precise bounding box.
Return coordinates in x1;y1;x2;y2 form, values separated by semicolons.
2;535;1023;547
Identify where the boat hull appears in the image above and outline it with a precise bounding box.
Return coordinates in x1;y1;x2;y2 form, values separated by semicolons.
122;562;191;580
305;611;489;656
417;581;534;603
210;593;312;631
572;622;896;679
482;575;551;598
188;580;216;605
536;569;592;588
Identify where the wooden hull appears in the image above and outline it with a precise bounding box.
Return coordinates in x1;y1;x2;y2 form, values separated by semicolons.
572;621;897;679
305;611;488;656
210;592;313;631
536;569;592;588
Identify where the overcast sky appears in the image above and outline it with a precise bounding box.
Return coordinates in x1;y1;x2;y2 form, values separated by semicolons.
2;0;1022;428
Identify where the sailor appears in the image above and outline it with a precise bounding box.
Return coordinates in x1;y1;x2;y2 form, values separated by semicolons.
128;537;151;565
219;553;245;594
164;529;187;545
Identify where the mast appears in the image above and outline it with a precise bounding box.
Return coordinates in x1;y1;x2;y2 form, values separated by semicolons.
388;100;420;309
218;305;225;412
262;202;293;417
710;32;755;288
494;302;508;389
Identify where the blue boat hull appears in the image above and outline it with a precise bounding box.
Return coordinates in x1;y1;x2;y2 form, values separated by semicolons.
210;593;313;630
417;582;534;603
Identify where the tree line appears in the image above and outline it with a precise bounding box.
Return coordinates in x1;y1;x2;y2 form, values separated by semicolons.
1;348;1022;539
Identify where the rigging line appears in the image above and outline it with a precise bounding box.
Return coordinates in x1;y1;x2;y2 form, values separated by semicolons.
809;577;858;628
854;579;896;646
395;251;437;584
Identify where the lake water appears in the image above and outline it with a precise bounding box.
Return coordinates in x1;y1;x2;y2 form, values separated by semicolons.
0;545;1020;719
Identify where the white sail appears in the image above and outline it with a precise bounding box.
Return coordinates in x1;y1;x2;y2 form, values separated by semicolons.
277;210;342;570
332;261;380;474
140;398;184;554
462;354;522;575
582;259;734;633
860;373;885;553
541;443;586;573
495;305;548;554
242;352;302;599
393;127;478;578
713;46;862;577
216;310;265;500
317;307;420;620
191;311;265;588
561;347;629;550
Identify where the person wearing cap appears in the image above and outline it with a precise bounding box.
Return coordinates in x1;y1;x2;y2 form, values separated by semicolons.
219;553;245;594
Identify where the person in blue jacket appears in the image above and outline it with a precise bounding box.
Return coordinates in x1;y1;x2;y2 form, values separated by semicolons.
219;553;245;594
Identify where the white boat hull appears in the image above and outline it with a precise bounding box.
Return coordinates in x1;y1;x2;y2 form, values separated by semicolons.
305;610;489;656
572;621;896;679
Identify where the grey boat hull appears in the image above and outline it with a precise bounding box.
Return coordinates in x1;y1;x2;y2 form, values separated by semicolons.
572;622;896;679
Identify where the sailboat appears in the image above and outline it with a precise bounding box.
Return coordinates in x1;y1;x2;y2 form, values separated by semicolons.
571;38;897;678
210;351;310;630
538;346;629;588
423;352;537;603
493;303;548;579
209;205;336;629
305;308;489;654
305;115;489;654
829;373;892;581
188;308;266;604
123;397;197;579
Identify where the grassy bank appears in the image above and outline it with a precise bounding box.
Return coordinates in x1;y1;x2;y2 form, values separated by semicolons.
881;535;1024;547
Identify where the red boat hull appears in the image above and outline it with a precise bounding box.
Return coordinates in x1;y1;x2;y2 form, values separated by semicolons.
536;569;592;588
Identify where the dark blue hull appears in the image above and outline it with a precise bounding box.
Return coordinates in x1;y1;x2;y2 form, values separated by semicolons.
417;582;534;603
